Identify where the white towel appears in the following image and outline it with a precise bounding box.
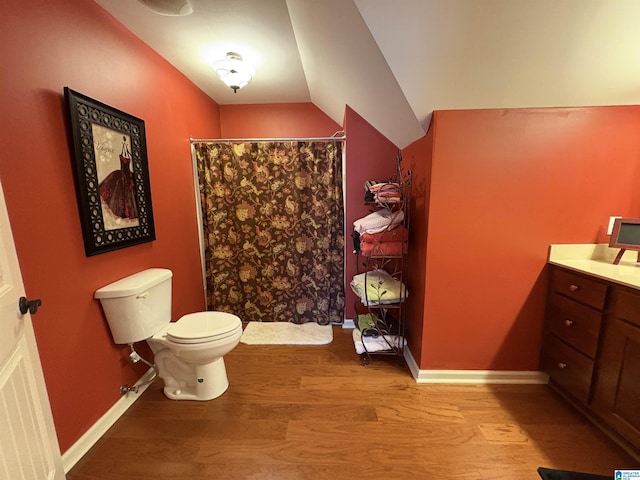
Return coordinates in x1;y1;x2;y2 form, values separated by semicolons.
352;328;405;354
353;208;404;235
350;269;408;306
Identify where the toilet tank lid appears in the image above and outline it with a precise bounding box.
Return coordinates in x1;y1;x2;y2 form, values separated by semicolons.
94;268;173;299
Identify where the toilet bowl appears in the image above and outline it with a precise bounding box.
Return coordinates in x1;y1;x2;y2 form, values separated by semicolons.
94;268;242;401
149;311;242;400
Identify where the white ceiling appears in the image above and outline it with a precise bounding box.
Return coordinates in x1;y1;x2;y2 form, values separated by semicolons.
95;0;640;149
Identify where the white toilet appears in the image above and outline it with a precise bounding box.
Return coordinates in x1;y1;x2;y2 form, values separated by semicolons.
94;268;242;401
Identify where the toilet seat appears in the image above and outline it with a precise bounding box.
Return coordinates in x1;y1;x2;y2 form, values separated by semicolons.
167;312;242;344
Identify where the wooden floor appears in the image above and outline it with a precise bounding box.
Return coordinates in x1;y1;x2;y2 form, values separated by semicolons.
68;326;637;480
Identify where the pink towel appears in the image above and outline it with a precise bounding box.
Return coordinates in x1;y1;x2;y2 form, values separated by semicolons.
360;225;408;243
360;241;406;257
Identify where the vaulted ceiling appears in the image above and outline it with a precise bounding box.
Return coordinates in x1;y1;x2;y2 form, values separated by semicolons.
96;0;640;148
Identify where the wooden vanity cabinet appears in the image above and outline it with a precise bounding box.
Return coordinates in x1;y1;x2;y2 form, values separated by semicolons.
541;268;606;405
541;265;640;458
592;287;640;450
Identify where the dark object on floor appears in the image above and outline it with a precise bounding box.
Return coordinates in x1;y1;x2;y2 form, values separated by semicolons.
538;467;613;480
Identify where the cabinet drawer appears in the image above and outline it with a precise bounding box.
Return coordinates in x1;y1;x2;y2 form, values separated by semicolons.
609;288;640;328
546;293;602;358
541;334;594;404
551;268;607;310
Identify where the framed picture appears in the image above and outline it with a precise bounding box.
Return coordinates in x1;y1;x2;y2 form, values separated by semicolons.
609;217;640;265
64;88;155;256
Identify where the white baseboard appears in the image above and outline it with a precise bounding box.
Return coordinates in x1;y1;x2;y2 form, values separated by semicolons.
403;345;421;378
342;318;355;329
404;346;549;384
62;368;155;473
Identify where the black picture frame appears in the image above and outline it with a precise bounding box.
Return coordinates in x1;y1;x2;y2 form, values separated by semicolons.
64;87;155;256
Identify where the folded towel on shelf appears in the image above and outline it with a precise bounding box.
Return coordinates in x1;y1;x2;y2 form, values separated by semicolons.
352;328;405;354
357;313;397;337
363;180;383;203
360;225;408;244
360;241;406;257
368;182;402;204
350;269;408;306
353;208;404;235
357;313;379;336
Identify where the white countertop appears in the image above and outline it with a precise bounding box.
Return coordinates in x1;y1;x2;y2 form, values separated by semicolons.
549;244;640;290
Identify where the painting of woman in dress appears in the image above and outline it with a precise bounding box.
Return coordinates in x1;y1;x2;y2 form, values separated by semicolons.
99;136;138;219
92;124;140;230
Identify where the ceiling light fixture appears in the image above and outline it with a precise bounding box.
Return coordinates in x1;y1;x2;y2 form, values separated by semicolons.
211;52;255;93
138;0;193;16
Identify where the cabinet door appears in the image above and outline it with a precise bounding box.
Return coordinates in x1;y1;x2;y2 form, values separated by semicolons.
592;316;640;449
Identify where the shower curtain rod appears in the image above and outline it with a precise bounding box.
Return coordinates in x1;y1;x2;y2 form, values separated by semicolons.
190;134;346;143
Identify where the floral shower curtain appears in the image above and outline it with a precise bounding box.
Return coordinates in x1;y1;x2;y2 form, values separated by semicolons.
193;140;345;325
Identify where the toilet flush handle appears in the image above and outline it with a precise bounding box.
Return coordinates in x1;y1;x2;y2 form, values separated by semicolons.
136;291;149;299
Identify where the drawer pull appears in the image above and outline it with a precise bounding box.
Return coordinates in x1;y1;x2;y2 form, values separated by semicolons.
564;319;574;327
558;362;567;369
569;284;579;292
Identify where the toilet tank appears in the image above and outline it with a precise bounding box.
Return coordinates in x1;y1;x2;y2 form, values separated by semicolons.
94;268;173;344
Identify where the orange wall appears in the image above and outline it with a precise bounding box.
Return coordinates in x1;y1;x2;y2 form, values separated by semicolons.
1;0;221;452
343;107;400;320
405;107;640;370
402;126;433;360
219;103;341;138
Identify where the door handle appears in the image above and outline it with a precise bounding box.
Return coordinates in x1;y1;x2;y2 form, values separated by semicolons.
19;296;42;315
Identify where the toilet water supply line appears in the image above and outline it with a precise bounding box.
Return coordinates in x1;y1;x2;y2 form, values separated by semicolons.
120;343;159;395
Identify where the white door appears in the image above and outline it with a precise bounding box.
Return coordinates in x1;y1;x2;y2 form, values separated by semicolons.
0;178;65;480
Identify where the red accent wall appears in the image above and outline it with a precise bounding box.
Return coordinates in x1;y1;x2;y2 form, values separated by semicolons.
344;106;400;320
402;125;433;361
219;103;341;138
0;0;221;453
404;107;640;370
